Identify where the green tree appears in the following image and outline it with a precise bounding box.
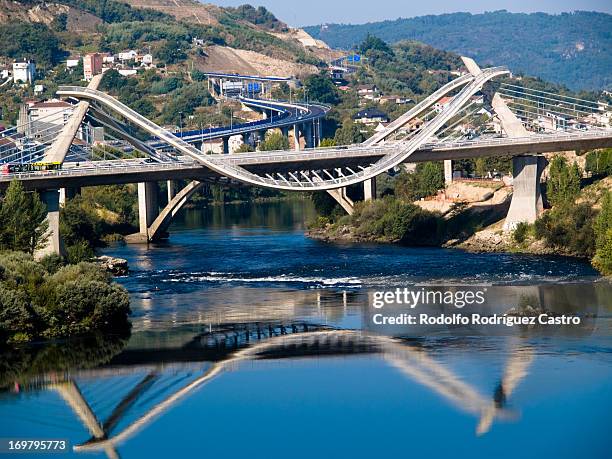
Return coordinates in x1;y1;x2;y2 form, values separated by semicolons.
534;202;596;256
0;22;64;67
395;162;445;201
593;229;612;275
320;138;336;147
585;149;612;176
157;39;187;65
303;74;340;104
259;131;289;151
191;69;206;82
358;34;393;56
235;143;254;153
593;191;612;274
546;156;581;207
51;13;68;32
0;180;48;254
334;119;364;145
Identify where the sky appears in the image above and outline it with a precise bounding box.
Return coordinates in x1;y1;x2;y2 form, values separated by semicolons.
202;0;612;27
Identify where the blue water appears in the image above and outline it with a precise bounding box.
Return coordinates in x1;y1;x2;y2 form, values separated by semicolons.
0;201;610;458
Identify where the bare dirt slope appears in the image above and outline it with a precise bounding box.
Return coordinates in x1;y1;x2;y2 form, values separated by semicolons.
271;29;344;61
0;1;101;31
196;46;318;78
124;0;222;24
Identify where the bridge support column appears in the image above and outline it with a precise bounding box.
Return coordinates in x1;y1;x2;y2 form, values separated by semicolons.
59;187;81;207
293;124;300;151
127;182;159;243
242;132;253;149
167;180;175;203
503;155;547;231
444;159;453;185
363;178;377;201
35;189;64;259
222;137;229;154
258;130;266;145
327;187;355;215
304;123;314;148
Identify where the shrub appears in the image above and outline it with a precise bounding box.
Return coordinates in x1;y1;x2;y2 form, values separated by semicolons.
43;281;130;338
0;253;130;345
0;287;36;342
66;241;96;265
513;222;530;243
39;254;65;275
50;262;110;286
593;229;612;275
351;197;441;244
534;202;596;256
0;251;47;294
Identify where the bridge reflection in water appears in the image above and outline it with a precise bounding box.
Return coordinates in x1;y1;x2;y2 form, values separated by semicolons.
28;324;533;458
4;281;609;458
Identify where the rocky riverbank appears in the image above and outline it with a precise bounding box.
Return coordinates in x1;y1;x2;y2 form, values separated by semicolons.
96;255;129;275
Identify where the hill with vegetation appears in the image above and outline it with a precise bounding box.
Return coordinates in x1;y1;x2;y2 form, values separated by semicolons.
305;10;612;91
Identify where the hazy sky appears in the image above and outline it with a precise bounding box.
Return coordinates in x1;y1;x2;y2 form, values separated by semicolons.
203;0;612;27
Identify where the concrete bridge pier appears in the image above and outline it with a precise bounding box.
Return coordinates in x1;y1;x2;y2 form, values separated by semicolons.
304;123;314;149
257;130;266;147
327;187;355;215
292;124;301;151
126;181;160;243
503;155;547;231
35;189;64;259
363;178;377;201
222;137;229;154
166;180;175;203
59;187;81;207
444;160;453;185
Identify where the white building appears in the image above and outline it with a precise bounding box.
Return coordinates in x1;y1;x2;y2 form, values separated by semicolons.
66;58;80;69
13;61;36;84
118;69;138;77
118;50;138;61
353;108;389;125
140;54;153;66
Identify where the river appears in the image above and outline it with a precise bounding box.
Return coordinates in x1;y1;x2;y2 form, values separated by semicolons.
1;199;610;458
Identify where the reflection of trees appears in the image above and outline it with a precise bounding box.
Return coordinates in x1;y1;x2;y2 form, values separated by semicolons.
0;332;129;391
539;283;600;315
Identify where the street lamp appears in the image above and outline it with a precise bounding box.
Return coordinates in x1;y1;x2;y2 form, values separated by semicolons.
178;111;183;135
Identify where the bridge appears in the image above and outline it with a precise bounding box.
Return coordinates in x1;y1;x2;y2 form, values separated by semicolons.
1;58;611;255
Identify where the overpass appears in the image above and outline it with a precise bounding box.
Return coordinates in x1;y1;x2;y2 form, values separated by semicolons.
1;61;611;252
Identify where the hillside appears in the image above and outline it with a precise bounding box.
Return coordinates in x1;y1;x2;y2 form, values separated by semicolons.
0;0;326;73
305;10;612;91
